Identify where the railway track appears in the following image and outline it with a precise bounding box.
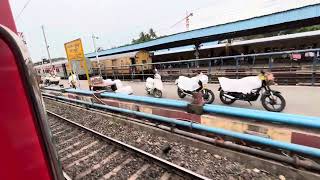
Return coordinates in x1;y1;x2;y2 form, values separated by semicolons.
44;98;320;180
47;110;209;180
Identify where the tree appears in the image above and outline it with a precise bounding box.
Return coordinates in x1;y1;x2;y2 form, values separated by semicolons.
149;28;157;39
131;28;158;44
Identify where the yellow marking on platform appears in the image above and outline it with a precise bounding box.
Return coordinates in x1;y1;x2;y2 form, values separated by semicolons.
139;106;153;114
119;102;136;111
201;115;247;133
201;115;292;143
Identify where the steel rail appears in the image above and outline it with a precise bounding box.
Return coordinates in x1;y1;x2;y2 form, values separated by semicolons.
47;110;210;180
62;171;72;180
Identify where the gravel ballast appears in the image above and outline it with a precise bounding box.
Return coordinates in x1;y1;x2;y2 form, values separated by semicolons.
45;99;279;180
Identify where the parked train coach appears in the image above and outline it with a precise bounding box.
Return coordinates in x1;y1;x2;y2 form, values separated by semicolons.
89;50;152;76
34;58;93;79
34;50;152;79
34;60;68;78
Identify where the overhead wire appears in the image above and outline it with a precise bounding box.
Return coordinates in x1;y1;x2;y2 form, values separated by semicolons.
15;0;32;21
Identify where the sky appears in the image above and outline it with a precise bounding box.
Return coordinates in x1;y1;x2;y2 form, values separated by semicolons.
9;0;320;62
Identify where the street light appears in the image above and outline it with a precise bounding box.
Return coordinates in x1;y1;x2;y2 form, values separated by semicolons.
92;34;101;76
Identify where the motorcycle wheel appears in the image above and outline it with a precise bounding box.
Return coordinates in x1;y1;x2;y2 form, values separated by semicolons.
146;88;150;94
202;89;215;104
261;93;286;112
177;88;186;98
154;89;162;98
219;91;236;105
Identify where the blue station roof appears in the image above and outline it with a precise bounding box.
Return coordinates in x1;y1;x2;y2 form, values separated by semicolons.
86;3;320;58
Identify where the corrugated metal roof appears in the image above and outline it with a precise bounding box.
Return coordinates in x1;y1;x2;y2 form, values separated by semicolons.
153;30;320;56
153;42;219;56
86;3;320;58
232;30;320;46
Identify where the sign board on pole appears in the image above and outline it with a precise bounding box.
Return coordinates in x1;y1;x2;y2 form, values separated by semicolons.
64;39;90;88
64;39;84;61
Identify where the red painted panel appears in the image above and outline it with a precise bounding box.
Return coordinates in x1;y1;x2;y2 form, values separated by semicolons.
291;132;320;149
0;1;52;179
0;0;17;33
0;12;52;180
152;108;201;123
67;93;77;99
101;99;120;107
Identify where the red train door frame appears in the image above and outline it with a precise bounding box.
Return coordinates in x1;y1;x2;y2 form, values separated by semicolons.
0;1;63;179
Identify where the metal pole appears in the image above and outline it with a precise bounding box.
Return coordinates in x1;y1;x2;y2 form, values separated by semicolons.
269;56;273;71
131;65;133;81
112;68;115;79
122;65;124;80
208;60;212;83
142;65;145;81
41;25;52;66
92;34;101;76
311;51;317;86
236;58;239;79
252;56;256;76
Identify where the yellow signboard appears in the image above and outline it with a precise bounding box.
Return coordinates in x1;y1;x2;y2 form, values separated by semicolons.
64;38;91;87
64;39;84;61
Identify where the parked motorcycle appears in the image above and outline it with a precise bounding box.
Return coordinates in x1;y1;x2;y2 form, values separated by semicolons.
218;71;286;112
43;73;60;86
68;73;78;88
145;71;163;98
90;76;133;94
175;72;215;104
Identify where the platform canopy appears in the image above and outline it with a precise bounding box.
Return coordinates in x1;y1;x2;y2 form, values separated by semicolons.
86;3;320;58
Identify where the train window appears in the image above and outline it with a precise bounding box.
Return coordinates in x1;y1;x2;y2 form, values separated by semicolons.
130;57;136;65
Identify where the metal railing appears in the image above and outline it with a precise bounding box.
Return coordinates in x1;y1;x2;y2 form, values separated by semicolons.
91;48;320;86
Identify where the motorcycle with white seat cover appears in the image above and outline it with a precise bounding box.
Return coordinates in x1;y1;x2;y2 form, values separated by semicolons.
146;73;163;98
218;71;286;112
175;73;214;104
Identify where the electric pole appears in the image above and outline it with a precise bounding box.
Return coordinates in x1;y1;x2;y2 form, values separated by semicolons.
41;25;52;66
92;34;101;76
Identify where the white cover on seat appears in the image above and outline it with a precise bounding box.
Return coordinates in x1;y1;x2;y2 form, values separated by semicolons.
102;79;133;94
146;77;154;89
113;79;123;89
116;86;133;94
103;79;116;86
176;73;208;91
218;76;262;94
146;77;163;90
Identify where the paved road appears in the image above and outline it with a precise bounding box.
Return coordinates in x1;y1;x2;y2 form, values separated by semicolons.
60;80;320;117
